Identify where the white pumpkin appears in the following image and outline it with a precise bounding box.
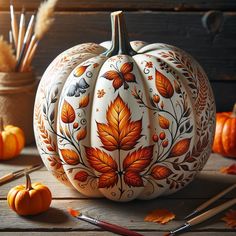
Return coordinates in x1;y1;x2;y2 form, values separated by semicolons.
34;11;215;201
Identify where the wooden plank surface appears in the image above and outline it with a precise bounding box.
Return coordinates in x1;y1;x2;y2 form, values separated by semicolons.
1;0;236;11
0;146;235;235
0;11;236;82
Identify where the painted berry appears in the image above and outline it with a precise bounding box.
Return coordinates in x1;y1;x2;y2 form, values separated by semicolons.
159;132;166;140
152;134;159;142
162;140;169;147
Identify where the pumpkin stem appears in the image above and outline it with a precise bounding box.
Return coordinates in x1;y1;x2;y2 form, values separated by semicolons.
25;173;33;191
104;11;137;57
0;117;4;131
232;103;236;117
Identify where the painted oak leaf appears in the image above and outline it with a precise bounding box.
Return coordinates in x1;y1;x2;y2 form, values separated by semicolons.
144;208;175;224
61;100;75;123
155;69;174;98
124;171;144;187
123;146;154;172
151;165;173;180
168;138;191;158
97;94;142;151
60;149;80;165
99;172;118;188
85;147;117;173
102;62;136;90
222;209;236;228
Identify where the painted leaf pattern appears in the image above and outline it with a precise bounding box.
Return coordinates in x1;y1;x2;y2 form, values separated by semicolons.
74;65;89;77
74;171;88;182
151;165;173;180
61;100;75;123
60;149;80;165
155;69;174;98
158;115;170;129
99;172;118;188
85;147;117;172
79;95;89;108
168;138;191;158
124;171;144;187
97;94;142;151
123;146;154;172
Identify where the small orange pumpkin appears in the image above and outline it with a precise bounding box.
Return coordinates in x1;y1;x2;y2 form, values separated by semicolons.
212;103;236;158
0;118;25;160
7;174;52;215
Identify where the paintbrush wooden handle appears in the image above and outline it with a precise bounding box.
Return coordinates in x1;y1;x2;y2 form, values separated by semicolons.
0;173;14;185
195;183;236;212
98;220;144;236
188;198;236;226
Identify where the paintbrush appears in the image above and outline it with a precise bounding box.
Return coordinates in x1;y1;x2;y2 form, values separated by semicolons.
0;163;43;185
164;198;236;235
10;1;18;49
68;208;144;236
16;8;26;60
184;183;236;219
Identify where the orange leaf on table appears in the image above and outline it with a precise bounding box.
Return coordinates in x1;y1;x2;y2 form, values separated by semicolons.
220;164;236;175
155;69;174;98
168;138;191;158
222;209;236;228
60;149;80;165
61;100;75;123
144;208;175;224
85;147;117;173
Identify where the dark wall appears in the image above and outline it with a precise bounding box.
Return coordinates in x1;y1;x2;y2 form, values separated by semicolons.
1;0;235;111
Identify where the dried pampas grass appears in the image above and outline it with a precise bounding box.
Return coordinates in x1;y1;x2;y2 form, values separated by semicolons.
0;36;16;72
35;0;58;40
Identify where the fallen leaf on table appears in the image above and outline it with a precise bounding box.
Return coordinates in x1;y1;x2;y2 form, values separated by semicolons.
220;164;236;175
222;209;236;228
144;208;175;224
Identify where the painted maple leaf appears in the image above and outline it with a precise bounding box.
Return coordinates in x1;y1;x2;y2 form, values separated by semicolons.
102;62;136;90
97;94;142;151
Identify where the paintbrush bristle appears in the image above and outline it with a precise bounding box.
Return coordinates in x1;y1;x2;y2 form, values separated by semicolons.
67;208;81;217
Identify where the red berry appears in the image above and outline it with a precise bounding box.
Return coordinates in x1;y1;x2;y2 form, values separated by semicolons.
152;134;159;142
162;140;169;147
153;94;160;103
159;131;166;140
73;122;79;129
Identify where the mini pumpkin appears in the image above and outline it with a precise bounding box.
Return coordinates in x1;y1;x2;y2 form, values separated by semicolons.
212;104;236;158
0;119;25;160
34;11;215;201
7;174;52;215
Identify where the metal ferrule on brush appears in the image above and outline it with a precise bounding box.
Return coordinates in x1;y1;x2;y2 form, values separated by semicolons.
79;214;99;225
170;222;190;235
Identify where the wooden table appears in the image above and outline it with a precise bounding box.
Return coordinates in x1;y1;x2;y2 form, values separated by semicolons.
0;146;235;236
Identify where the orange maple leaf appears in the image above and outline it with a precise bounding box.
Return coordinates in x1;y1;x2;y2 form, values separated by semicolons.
222;209;236;228
220;164;236;175
97;94;142;151
144;208;175;224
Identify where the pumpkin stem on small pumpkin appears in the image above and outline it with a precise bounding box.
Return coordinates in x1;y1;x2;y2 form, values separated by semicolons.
104;11;137;57
0;117;4;131
232;103;236;117
25;173;33;191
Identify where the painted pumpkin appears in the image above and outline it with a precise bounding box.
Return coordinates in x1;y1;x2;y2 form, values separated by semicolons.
212;104;236;158
34;11;216;201
0;119;25;160
7;174;52;215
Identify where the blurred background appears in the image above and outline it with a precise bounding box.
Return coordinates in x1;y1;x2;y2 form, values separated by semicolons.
0;0;235;111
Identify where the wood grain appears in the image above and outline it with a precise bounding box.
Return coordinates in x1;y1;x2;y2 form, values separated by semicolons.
0;11;236;82
0;199;234;231
0;0;236;11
